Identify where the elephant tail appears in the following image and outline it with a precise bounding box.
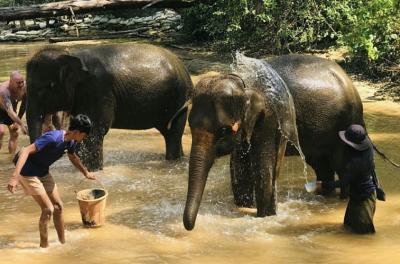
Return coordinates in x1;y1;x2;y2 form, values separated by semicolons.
372;143;400;168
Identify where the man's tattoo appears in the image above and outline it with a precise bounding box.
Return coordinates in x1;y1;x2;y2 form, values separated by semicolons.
4;96;13;111
0;92;11;110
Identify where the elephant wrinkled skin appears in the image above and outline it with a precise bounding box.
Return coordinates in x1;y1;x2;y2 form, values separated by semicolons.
180;54;364;230
26;44;193;170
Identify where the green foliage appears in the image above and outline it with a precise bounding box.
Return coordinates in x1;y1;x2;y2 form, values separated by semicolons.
336;0;400;77
183;0;400;78
183;0;342;52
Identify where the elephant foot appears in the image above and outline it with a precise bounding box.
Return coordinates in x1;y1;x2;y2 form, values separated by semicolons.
257;206;277;217
165;151;183;161
256;197;277;217
234;194;254;208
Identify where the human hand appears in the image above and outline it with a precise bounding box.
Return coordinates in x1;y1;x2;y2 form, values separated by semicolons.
7;176;19;194
9;123;18;131
84;171;96;180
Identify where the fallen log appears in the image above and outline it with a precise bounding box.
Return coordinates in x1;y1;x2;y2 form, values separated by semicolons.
48;33;147;43
0;0;195;21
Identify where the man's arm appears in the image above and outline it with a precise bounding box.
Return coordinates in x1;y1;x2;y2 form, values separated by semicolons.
68;153;96;180
7;143;37;193
1;93;27;134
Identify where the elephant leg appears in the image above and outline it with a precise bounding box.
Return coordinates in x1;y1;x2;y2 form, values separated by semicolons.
251;118;283;217
76;131;104;171
256;134;287;216
158;111;186;160
307;156;336;196
230;141;254;208
51;111;63;130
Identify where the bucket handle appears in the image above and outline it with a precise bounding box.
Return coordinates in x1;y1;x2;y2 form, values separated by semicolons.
74;177;106;194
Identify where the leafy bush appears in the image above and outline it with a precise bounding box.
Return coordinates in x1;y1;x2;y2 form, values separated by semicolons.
183;0;400;80
336;0;400;79
183;0;342;52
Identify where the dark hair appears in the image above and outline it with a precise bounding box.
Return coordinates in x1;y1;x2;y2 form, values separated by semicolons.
69;114;92;134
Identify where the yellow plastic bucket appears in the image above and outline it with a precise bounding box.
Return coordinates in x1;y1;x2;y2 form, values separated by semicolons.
76;188;108;227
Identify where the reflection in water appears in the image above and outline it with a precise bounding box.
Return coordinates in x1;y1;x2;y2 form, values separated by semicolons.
0;42;399;264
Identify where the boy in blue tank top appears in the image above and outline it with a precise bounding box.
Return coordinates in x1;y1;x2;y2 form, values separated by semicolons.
7;114;96;248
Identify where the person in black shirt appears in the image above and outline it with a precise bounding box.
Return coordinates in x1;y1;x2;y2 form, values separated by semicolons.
316;124;378;234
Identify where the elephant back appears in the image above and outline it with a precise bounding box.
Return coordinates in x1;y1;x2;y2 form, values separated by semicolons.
72;44;193;130
267;54;364;154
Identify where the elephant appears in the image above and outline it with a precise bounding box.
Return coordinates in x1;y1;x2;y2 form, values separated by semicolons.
26;43;193;170
174;54;367;231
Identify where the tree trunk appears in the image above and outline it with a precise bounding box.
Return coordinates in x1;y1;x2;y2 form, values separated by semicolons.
0;0;196;21
48;30;148;43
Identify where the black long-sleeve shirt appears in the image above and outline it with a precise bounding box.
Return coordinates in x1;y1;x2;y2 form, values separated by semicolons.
322;145;376;201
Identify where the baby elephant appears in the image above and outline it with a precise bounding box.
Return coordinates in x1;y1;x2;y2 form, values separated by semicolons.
174;54;366;230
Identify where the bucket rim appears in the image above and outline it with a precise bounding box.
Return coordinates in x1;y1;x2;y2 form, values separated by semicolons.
76;188;108;202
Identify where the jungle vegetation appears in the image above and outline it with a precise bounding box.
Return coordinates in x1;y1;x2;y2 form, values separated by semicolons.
1;0;399;84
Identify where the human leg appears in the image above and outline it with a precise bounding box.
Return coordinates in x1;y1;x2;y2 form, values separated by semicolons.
8;124;19;154
0;124;5;150
32;193;54;248
47;185;65;244
18;174;57;247
0;109;15;152
344;192;376;234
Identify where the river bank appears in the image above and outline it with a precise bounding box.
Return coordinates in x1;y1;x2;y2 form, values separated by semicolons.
0;8;183;42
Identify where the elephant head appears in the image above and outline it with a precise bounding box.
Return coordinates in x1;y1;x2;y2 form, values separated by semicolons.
173;75;267;230
26;47;88;142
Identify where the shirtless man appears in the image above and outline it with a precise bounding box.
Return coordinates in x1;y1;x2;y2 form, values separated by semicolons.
0;71;28;154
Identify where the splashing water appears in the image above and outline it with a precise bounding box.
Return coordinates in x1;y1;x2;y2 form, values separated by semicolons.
231;52;309;183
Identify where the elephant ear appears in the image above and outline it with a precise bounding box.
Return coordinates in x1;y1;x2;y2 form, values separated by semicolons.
57;54;88;109
242;89;266;144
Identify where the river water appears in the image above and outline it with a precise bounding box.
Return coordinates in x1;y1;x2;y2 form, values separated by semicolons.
0;41;399;264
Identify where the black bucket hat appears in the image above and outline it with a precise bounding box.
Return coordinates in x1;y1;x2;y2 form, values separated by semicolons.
338;124;371;151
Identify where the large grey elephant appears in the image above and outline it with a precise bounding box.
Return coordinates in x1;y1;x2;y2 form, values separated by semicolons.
174;54;367;230
26;43;193;170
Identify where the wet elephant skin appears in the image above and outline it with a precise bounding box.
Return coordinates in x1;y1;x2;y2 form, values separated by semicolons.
26;44;193;170
183;54;364;230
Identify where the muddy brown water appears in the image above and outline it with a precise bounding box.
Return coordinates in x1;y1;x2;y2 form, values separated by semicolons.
0;41;399;264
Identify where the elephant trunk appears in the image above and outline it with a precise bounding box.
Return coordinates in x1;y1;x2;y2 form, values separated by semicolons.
183;129;216;231
26;96;43;143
